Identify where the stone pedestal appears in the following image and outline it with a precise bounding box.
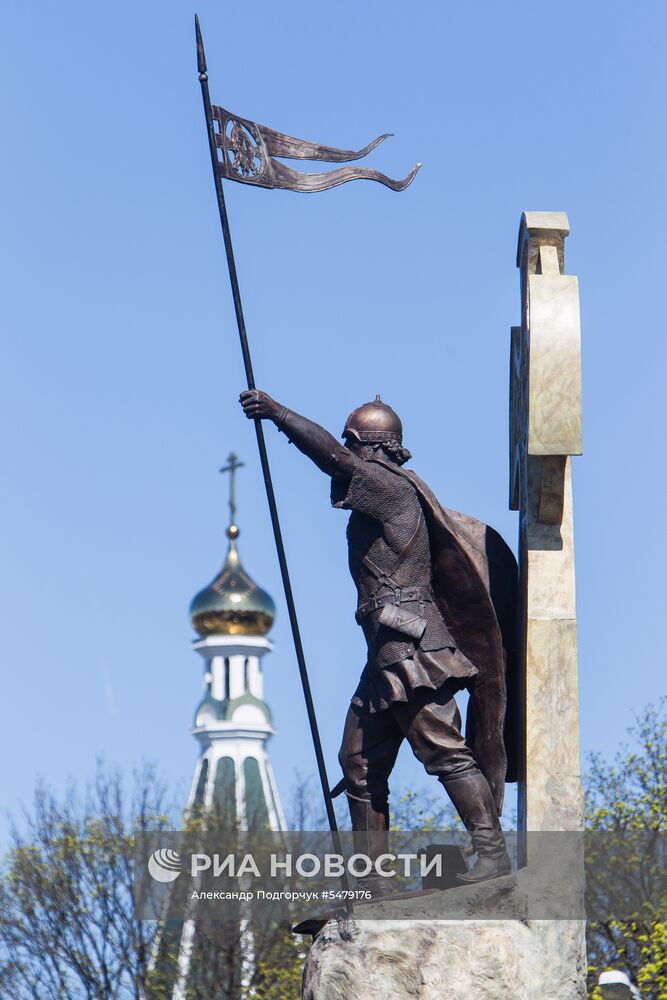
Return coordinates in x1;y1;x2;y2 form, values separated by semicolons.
303;854;587;999
303;917;587;1000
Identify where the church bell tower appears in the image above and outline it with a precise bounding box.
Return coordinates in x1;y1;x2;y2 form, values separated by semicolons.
186;452;285;829
150;454;286;1000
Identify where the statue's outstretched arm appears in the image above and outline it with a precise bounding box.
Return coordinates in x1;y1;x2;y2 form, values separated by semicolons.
240;389;355;477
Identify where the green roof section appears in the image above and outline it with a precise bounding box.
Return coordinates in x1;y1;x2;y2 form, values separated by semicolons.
193;692;272;728
193;693;226;726
243;757;270;829
212;756;237;829
225;692;272;725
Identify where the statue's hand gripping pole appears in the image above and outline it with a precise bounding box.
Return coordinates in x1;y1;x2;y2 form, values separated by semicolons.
195;16;339;837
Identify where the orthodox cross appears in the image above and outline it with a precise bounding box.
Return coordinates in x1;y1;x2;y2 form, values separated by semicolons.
220;452;245;528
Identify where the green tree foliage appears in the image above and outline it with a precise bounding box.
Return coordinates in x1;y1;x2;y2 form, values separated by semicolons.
0;766;309;1000
389;787;459;832
0;762;172;999
146;806;306;1000
586;698;667;1000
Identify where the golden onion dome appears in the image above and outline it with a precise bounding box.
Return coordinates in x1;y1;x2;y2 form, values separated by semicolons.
190;525;276;637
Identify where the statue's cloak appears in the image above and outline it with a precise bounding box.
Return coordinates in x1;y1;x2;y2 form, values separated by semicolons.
372;459;519;814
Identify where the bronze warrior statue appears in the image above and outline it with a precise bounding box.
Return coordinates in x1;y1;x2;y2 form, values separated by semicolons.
241;389;518;884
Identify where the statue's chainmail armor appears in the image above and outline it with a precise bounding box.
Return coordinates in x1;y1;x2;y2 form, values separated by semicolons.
277;409;477;711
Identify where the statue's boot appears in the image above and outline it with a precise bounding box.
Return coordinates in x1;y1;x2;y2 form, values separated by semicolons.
456;838;512;884
441;771;512;885
346;794;394;897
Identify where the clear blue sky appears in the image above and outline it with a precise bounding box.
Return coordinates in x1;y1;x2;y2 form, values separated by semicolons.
1;1;664;837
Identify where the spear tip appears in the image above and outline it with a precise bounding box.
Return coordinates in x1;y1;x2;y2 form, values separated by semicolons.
195;14;207;76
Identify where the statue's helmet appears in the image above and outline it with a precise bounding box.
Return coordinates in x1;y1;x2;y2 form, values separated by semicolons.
342;395;403;444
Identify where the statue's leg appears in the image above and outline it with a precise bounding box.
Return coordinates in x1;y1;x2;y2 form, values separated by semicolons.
338;703;404;895
393;683;511;883
338;702;403;833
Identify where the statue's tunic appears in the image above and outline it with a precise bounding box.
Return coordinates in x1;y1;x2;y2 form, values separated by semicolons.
330;459;477;712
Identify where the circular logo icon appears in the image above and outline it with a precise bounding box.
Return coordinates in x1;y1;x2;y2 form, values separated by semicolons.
147;848;182;883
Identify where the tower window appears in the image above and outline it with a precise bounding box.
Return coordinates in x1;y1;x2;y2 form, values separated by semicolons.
224;658;230;700
244;658;250;691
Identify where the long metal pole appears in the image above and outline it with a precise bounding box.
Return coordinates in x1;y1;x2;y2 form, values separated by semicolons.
195;16;338;835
